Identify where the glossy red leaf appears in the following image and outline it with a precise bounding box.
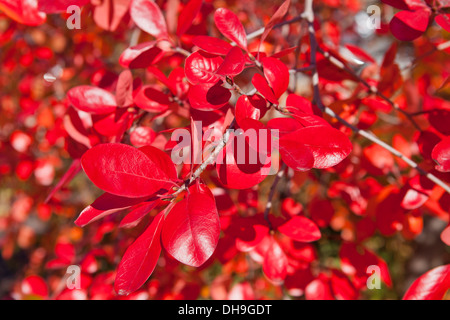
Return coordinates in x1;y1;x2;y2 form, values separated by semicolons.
403;264;450;300
134;85;171;113
161;187;220;267
277;216;321;242
215;47;246;76
67;86;117;114
262;236;288;284
235;95;264;127
261;57;289;99
138;145;178;181
252;73;278;105
279;135;314;172
114;212;165;295
281;126;352;169
188;82;231;111
432;136;450;172
192;35;233;56
185;51;223;85
81;143;174;198
75;192;148;227
390;9;430;41
216;132;271;190
129;0;168;39
214;8;247;51
176;0;202;36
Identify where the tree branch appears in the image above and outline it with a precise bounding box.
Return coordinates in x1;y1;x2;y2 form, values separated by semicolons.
302;0;450;195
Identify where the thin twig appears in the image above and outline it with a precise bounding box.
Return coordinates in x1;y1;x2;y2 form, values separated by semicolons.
263;163;287;229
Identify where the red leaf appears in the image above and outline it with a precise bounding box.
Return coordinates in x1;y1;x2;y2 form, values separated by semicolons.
45;159;82;203
233;217;269;252
344;44;375;63
432;136;450;172
81;143;174;198
67;86;117;114
258;0;290;51
134;85;171;113
176;0;202;36
93;0;130;32
280;126;352;169
75;192;148;227
184;51;223;85
277;216;321;242
21;275;48;298
261;57;289;99
235;95;264;127
192;35;233;56
214;8;247;51
215;47;246;76
130;126;156;147
119;200;160;228
188;82;231;111
119;42;164;69
252;73;278;105
0;0;46;25
262;236;288;284
279;135;314;172
116;70;134;108
305;277;335;300
138;145;178;181
441;224;450;246
161;187;220;267
436;13;450;33
38;0;89;13
403;264;450;300
216;131;271;190
114;211;165;295
130;0;168;39
390;9;430;41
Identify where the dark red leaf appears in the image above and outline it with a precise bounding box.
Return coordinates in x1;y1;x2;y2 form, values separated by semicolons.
390;9;430;41
188;82;231;111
